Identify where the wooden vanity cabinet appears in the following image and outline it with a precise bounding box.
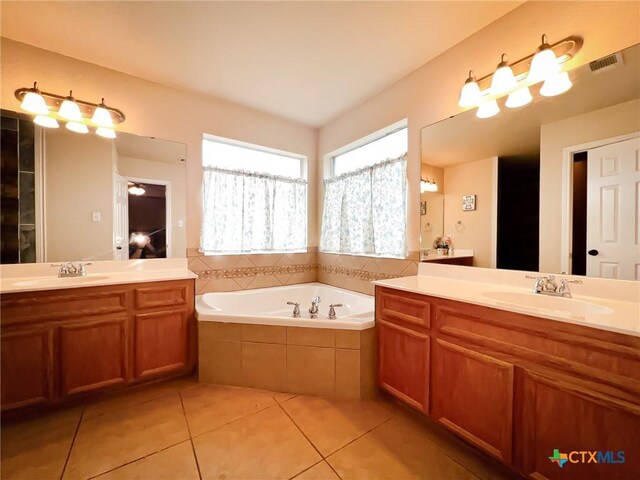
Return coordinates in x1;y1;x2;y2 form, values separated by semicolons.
375;286;640;480
0;279;196;413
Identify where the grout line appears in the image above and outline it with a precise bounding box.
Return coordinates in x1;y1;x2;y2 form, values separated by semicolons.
325;459;343;480
324;417;392;459
179;392;203;480
188;402;276;441
287;459;325;480
275;401;325;460
59;407;85;480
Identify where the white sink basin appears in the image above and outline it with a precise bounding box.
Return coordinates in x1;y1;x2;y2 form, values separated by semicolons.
13;275;111;288
482;291;613;318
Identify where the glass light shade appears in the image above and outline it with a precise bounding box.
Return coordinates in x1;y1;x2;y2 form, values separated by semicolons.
528;47;559;84
505;86;533;108
33;115;59;128
21;91;49;115
59;97;83;121
65;121;89;134
490;64;516;96
458;72;483;108
421;181;438;193
96;127;117;139
540;71;572;97
476;99;500;119
128;184;145;196
91;105;114;128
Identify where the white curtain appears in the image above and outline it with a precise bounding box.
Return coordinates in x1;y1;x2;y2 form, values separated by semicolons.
201;167;307;253
320;155;407;257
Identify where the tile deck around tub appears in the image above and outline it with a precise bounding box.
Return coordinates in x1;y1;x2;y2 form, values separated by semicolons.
1;376;520;480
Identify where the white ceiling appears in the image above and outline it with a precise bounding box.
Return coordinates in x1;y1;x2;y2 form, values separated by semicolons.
1;1;522;127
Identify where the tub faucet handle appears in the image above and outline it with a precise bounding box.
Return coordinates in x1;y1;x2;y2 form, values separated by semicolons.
328;303;343;320
287;301;301;318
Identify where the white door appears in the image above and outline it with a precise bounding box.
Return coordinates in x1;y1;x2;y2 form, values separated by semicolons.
113;174;129;260
586;137;640;280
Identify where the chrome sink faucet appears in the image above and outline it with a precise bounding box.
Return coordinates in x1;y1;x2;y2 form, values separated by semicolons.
309;296;321;319
53;261;91;278
526;274;582;298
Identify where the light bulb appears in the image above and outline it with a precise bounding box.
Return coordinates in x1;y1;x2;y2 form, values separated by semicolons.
91;99;114;127
458;71;483;108
490;54;516;96
96;127;117;139
540;71;572;97
528;34;559;83
20;83;48;115
421;181;438;193
476;99;500;119
58;91;83;121
33;115;59;128
506;86;533;108
66;121;89;134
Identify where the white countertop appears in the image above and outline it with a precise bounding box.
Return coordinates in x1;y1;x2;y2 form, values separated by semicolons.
374;264;640;337
0;258;197;294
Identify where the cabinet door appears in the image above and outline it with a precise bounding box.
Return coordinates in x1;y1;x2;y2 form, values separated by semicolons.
519;370;640;480
58;314;128;396
378;319;429;413
432;338;514;464
1;327;53;410
133;309;191;379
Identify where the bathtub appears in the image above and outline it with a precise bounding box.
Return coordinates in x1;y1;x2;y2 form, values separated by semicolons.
196;282;374;330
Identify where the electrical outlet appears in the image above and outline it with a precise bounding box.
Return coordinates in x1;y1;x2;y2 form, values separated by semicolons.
92;212;101;222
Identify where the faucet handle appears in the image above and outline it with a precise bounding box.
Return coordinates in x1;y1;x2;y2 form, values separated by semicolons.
287;301;301;318
328;303;343;320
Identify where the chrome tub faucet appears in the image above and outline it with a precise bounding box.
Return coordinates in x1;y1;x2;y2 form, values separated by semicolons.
309;296;321;319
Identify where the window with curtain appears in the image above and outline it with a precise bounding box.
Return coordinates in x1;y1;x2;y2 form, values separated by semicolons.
320;125;408;258
200;136;307;254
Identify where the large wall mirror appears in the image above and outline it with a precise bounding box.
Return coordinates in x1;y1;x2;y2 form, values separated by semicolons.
420;43;639;280
1;110;187;264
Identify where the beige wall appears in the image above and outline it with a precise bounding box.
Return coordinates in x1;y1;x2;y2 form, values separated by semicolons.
117;155;187;258
318;1;640;257
443;157;496;268
0;37;318;252
45;130;114;262
539;98;640;272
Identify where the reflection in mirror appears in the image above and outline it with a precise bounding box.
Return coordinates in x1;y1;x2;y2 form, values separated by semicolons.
420;43;640;280
0;111;187;264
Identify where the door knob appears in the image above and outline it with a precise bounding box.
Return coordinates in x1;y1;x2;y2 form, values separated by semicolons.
587;249;599;256
116;246;123;250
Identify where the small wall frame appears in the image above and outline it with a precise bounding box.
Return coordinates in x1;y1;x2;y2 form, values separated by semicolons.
462;194;476;211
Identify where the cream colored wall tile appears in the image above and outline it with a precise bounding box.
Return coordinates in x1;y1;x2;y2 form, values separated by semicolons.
199;322;242;342
287;327;335;348
235;256;255;268
242;342;287;391
276;255;295;266
336;349;361;399
242;324;286;344
246;275;283;289
287;271;318;285
199;340;242;386
318;253;339;266
375;258;411;275
407;251;420;261
188;256;209;272
335;330;360;350
196;278;211;294
200;278;242;293
248;254;283;267
343;277;374;295
276;273;292;285
233;276;254;289
200;255;242;270
287;345;335;396
187;248;201;257
289;252;317;265
400;261;419;277
361;259;381;273
341;255;369;270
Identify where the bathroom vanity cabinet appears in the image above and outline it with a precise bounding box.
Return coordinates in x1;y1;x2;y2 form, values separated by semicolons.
376;286;640;480
0;279;196;414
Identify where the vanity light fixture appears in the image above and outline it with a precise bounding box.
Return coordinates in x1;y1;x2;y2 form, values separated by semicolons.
14;83;125;138
458;34;582;119
420;178;438;193
128;183;146;196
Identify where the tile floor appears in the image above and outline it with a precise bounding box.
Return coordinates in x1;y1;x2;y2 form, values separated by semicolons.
1;377;519;480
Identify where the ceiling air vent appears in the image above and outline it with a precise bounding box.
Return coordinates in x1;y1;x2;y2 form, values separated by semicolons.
589;52;623;73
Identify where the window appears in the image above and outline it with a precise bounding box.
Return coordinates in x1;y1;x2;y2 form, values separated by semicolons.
320;122;408;258
200;135;307;254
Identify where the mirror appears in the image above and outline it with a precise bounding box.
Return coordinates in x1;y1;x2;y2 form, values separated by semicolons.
0;111;187;264
420;43;640;280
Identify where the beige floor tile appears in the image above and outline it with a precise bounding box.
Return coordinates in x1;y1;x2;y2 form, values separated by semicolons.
327;418;479;480
193;405;321;480
1;407;82;480
282;395;391;456
95;441;199;480
83;376;197;419
181;383;276;437
294;461;341;480
63;394;189;480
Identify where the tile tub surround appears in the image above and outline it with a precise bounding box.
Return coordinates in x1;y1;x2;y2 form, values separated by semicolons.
199;322;377;399
1;377;517;480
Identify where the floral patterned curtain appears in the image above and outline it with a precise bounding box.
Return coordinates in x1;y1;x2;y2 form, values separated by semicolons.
200;167;307;253
320;155;407;257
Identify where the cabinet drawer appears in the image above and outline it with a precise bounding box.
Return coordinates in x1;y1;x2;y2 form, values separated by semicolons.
134;283;188;309
376;287;430;329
